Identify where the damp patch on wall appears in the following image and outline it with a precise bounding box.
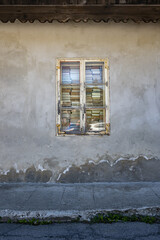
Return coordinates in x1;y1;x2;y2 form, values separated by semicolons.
56;156;160;183
0;165;52;183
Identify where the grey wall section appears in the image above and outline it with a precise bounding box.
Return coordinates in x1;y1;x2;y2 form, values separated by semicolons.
0;21;160;182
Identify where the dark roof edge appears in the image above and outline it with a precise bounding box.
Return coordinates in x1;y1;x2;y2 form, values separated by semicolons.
0;5;160;23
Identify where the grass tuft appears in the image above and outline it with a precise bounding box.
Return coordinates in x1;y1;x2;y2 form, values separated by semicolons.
90;213;159;224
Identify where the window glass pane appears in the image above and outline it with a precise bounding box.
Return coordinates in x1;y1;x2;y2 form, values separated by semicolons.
61;86;80;107
61;62;80;84
85;62;103;84
86;109;105;132
61;110;80;134
86;85;104;107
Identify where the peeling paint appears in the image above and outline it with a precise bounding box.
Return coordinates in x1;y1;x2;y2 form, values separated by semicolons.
112;155;151;167
88;155;152;167
88;159;110;165
0;156;159;183
57;165;72;181
37;164;46;171
63;166;72;174
56;174;61;181
14;163;20;173
1;170;10;176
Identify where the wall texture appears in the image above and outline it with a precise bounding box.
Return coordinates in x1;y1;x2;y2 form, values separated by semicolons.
0;21;160;182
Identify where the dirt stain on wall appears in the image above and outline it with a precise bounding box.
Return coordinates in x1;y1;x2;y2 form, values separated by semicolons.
0;165;52;183
56;156;160;183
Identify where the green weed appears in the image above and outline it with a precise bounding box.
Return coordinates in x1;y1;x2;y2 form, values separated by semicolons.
91;213;159;224
7;219;12;224
17;218;52;225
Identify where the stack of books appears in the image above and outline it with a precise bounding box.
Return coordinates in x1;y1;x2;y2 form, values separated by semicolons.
71;88;80;106
61;110;70;129
61;87;80;107
61;110;80;128
85;66;102;84
62;67;71;84
86;87;103;106
61;110;70;120
70;68;79;84
62;66;79;84
92;88;101;100
62;88;71;107
86;110;103;124
85;69;93;84
70;111;80;124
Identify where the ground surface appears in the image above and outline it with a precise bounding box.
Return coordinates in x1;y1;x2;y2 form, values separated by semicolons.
0;222;160;240
1;182;160;219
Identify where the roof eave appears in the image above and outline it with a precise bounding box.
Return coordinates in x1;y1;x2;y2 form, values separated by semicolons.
0;5;160;23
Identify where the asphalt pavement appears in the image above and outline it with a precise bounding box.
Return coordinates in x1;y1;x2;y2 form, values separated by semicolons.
0;222;160;240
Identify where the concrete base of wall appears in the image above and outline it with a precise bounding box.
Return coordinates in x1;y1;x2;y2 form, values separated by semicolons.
0;182;160;221
1;156;160;183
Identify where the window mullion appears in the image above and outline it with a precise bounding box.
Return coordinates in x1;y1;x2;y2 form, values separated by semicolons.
56;60;61;135
80;60;85;133
105;60;110;134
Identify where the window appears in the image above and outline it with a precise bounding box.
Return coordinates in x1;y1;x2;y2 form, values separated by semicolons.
56;59;110;135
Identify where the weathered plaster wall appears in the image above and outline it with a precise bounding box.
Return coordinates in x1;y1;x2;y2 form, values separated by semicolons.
0;21;160;182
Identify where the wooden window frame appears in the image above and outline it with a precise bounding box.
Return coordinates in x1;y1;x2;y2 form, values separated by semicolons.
56;58;110;136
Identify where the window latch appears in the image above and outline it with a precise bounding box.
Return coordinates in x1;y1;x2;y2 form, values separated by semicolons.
58;100;60;115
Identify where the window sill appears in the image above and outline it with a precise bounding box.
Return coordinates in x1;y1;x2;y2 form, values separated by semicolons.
56;132;110;137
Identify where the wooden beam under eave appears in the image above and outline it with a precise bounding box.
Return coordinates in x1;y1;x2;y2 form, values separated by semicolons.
0;5;160;23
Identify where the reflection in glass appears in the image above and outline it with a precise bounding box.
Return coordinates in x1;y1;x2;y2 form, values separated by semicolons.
61;86;80;107
61;110;80;134
86;109;105;132
85;63;103;84
61;62;80;84
86;85;104;107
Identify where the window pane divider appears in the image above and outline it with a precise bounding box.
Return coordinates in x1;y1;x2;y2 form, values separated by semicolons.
61;107;81;110
60;84;80;86
80;60;85;133
85;106;106;109
105;61;110;134
56;60;61;131
85;83;105;86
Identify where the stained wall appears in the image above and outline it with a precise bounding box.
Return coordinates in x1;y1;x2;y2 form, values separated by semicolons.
0;21;160;182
